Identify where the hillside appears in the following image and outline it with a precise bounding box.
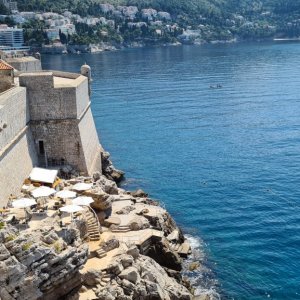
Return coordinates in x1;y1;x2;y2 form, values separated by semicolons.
15;0;300;19
4;0;300;48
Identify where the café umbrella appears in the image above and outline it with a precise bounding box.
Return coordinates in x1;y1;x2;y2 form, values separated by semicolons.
12;198;37;208
31;186;56;198
59;205;84;222
56;190;77;199
12;198;37;222
72;196;94;206
72;183;92;191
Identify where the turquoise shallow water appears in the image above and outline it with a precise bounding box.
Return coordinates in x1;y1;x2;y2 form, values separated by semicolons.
43;43;300;299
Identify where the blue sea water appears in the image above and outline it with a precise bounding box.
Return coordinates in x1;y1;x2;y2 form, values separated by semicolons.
42;42;300;299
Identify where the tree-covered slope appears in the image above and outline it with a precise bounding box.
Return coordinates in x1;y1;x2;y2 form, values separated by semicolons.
15;0;300;16
12;0;300;46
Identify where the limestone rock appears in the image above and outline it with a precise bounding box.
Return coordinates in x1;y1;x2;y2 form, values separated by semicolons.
116;205;135;215
136;208;149;215
144;280;166;299
107;261;124;275
79;285;88;293
0;174;195;300
129;216;150;231
166;284;192;300
96;175;119;195
0;225;88;300
85;189;113;211
41;231;59;244
146;239;182;271
119;267;140;283
92;171;101;182
96;253;192;300
119;254;134;268
167;229;180;242
101;151;125;183
130;189;148;198
96;284;123;300
100;238;119;252
126;246;139;259
188;261;200;271
121;278;135;290
82;269;102;286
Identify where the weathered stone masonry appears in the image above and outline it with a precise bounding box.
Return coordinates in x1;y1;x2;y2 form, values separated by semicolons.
0;66;103;206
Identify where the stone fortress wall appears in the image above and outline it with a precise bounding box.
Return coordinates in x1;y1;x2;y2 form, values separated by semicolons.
0;60;103;207
0;87;38;206
78;107;102;175
0;87;28;150
5;56;42;73
19;72;84;120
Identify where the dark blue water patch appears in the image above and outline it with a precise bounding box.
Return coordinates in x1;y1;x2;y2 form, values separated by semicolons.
42;42;300;299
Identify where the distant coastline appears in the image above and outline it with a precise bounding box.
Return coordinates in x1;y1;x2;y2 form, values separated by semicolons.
37;36;300;55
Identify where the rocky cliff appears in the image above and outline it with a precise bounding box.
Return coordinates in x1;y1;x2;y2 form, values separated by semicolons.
0;164;197;300
0;224;88;300
93;250;191;299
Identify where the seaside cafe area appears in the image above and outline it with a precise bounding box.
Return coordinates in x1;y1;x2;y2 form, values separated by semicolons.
0;166;191;287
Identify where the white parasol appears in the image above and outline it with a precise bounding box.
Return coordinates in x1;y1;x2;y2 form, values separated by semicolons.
72;196;94;206
12;198;37;222
59;205;84;213
72;182;92;191
12;198;37;208
59;204;84;222
31;186;56;198
56;190;77;199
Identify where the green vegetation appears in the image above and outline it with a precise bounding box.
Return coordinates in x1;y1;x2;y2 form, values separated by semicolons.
22;242;33;251
53;241;63;253
23;20;50;46
5;234;16;242
0;16;15;26
14;0;300;45
0;221;5;230
0;4;8;14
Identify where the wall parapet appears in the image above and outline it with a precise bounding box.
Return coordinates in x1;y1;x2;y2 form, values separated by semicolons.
19;72;89;121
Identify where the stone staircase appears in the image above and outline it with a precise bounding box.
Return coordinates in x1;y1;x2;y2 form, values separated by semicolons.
95;246;107;259
111;225;131;233
99;270;111;287
86;210;101;241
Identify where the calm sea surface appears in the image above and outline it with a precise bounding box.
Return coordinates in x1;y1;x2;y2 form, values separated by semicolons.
42;43;300;299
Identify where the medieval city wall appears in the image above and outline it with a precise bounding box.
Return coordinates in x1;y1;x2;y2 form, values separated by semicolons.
30;119;87;173
0;128;37;207
0;66;103;205
19;73;79;120
18;71;102;175
0;87;29;150
78;106;102;175
6;57;42;72
75;76;90;116
0;86;38;206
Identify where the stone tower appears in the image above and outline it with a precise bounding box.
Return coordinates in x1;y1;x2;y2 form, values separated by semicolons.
19;68;102;175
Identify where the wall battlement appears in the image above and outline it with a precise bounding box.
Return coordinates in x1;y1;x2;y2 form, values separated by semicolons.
19;72;90;120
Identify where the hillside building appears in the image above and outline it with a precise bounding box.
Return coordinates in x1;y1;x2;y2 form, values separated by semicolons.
0;25;23;47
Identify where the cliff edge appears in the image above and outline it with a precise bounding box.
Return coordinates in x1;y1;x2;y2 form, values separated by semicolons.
0;167;198;300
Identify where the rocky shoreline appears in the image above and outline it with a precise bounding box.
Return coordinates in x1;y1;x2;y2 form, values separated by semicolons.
0;153;210;300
